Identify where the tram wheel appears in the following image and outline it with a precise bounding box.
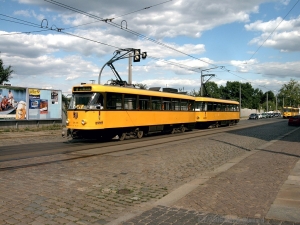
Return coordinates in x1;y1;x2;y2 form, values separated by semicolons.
180;126;185;133
137;130;143;139
171;128;176;134
119;133;126;141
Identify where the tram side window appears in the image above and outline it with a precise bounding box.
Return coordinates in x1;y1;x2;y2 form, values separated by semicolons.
106;92;122;110
152;97;162;110
173;99;180;111
207;102;213;111
195;101;205;111
220;103;225;111
163;98;172;110
188;101;195;111
224;104;229;111
195;102;201;111
124;94;137;110
181;100;188;111
139;95;150;110
212;103;217;111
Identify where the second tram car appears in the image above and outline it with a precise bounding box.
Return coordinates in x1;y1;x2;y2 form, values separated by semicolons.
64;84;196;139
194;97;240;128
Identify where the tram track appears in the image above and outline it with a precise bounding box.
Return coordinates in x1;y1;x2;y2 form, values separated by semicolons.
0;119;285;171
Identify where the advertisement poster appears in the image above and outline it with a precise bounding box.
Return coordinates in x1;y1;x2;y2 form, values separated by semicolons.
28;89;62;120
0;86;62;121
0;86;27;120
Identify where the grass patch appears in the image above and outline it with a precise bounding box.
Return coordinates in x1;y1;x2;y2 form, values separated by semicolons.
0;124;62;133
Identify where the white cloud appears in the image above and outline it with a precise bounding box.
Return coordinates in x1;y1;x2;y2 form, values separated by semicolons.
1;0;298;94
246;16;300;52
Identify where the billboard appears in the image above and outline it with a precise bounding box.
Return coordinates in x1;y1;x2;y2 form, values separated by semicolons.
0;85;62;121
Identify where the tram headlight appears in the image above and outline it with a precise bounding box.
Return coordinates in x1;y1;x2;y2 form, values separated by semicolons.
81;119;86;125
66;119;69;125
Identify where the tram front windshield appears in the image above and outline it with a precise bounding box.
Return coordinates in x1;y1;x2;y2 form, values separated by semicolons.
69;93;104;109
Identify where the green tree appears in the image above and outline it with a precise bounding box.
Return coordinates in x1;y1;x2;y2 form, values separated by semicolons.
0;57;14;84
135;83;148;89
203;81;221;98
62;94;70;116
278;79;300;107
220;81;260;109
188;88;201;97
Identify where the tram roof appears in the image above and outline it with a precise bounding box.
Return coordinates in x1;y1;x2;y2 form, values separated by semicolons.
72;84;195;100
195;97;239;104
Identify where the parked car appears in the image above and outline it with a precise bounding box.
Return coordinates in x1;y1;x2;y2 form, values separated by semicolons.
274;112;281;117
261;113;267;118
249;113;258;120
288;115;300;126
257;113;262;119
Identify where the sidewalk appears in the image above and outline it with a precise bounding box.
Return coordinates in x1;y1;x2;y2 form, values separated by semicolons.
119;127;300;225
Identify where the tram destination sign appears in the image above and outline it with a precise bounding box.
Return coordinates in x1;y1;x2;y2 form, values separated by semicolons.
73;86;92;92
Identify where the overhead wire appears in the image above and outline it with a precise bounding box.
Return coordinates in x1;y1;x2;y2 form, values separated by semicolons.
0;13;270;90
44;0;290;91
0;14;212;76
44;0;218;68
1;1;296;92
248;0;300;61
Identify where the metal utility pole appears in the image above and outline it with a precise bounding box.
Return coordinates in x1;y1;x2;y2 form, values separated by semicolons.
128;52;132;85
200;67;218;96
266;92;268;112
276;94;278;112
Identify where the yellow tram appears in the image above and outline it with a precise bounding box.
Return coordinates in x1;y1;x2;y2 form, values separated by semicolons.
194;97;240;128
283;107;300;118
63;84;196;139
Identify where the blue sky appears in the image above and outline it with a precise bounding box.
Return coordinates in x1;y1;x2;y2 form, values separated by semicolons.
0;0;299;95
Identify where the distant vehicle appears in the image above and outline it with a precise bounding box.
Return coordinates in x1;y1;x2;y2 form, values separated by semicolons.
257;113;262;119
261;113;267;118
249;113;258;120
274;112;281;117
288;115;300;126
283;107;300;118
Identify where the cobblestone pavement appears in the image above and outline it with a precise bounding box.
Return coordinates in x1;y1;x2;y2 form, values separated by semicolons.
0;120;298;224
122;205;299;225
122;123;300;225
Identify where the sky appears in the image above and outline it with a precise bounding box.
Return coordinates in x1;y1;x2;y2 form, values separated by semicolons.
0;0;300;95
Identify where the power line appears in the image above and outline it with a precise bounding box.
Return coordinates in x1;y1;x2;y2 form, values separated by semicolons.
248;0;300;61
0;14;269;90
44;0;218;68
45;0;172;30
0;8;289;92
